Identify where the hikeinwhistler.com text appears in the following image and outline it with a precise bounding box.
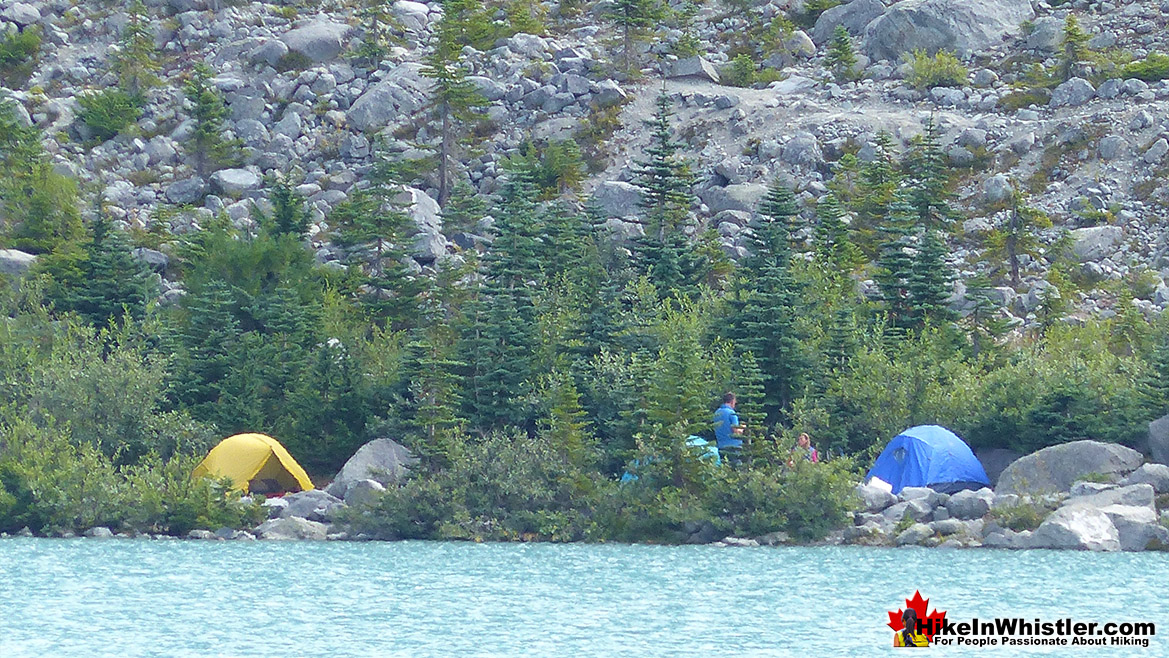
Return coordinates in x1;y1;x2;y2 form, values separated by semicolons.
920;617;1156;648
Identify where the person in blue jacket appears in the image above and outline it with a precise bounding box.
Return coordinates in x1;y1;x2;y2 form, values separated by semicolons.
713;392;745;464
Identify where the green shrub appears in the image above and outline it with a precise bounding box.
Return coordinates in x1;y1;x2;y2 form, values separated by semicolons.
722;54;758;88
274;50;313;73
905;49;968;89
503;139;587;199
1122;52;1169;82
997;89;1051;111
77;89;143;141
990;500;1053;532
0;26;41;87
705;458;858;540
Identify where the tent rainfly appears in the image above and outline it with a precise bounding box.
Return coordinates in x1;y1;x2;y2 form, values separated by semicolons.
192;433;314;493
865;425;990;495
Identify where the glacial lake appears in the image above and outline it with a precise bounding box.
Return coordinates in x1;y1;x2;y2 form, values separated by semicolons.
0;538;1165;656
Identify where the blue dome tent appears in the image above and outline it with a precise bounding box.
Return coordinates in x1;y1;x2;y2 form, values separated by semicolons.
865;425;991;495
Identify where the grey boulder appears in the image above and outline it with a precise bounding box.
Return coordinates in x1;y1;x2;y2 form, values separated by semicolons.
1030;506;1120;551
1070;225;1122;262
813;0;886;45
591;181;644;218
996;440;1143;496
210;169;262;196
945;488;994;520
699;183;768;214
280;490;346;523
343;479;386;507
347;63;429;132
1120;464;1169;493
166;177;207;205
0;249;37;276
281;20;351;63
856;483;897;512
325;438;418;498
863;0;1034;62
1050;78;1096;108
1151;413;1169;465
668;56;720;84
254;517;328;540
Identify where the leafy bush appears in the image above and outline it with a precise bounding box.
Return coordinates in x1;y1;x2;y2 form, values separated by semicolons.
990;500;1053;532
722;54;758;88
905;49;968;89
78;89;143;141
0;26;41;87
1122;53;1169;82
274;50;313;73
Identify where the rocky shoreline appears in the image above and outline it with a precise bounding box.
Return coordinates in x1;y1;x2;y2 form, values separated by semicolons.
5;439;1168;552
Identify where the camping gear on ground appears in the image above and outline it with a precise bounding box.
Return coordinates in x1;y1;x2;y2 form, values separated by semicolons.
620;436;721;483
865;425;990;495
192;433;315;494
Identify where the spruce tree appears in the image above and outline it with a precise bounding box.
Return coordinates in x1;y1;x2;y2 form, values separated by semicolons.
1059;14;1090;82
423;0;489;206
331;186;425;328
813;193;861;272
398;327;466;468
904;118;951;229
855;131;901;234
985;184;1051;287
633;91;697;241
730;179;807;419
111;0;159;99
261;176;311;238
183;62;241;178
962;275;1010;359
605;0;662;75
827;25;858;83
170;280;242;418
907;227;955;328
65;210;156;325
875;195;917;333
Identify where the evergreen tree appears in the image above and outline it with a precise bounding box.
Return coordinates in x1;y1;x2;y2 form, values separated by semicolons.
826;25;858;83
331;186;425;328
353;0;404;65
1141;332;1169;415
397;327;466;468
813;193;861;271
183;62;241;178
169;280;242;418
423;0;489;206
985;184;1051;287
539;370;594;467
65;210;156;326
823;307;858;373
633;91;697;242
907;227;954;328
962;275;1010;359
605;0;662;74
440;178;488;238
0;100;83;254
111;0;159;99
855;131;900;234
875;195;917;332
730;180;807;419
261;176;311;238
1059;14;1090;82
904;118;951;229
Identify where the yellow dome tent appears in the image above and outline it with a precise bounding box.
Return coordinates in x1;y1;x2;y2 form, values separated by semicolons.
192;433;314;493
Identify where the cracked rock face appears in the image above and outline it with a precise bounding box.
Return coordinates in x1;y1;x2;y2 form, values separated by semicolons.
863;0;1035;61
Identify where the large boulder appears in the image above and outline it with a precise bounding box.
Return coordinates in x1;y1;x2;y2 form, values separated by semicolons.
1121;463;1169;493
391;0;431;31
254;517;328;540
0;249;37;276
863;0;1034;62
699;183;768;214
1070;225;1122;262
346;63;429;131
1030;506;1120;551
1064;483;1155;510
280;20;351;63
325;438;418;498
279;490;346;523
1050;78;1096;108
343;479;386;507
668;56;720;83
1097;505;1166;551
856;482;897;512
165;177;207;204
1148;413;1169;465
945;487;994;520
210;169;261;196
996;441;1144;496
812;0;887;45
591;181;644;218
1;3;40;26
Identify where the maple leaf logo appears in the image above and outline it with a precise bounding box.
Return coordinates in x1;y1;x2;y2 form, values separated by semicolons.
887;590;947;642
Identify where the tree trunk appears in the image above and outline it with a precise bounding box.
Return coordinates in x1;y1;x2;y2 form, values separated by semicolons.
438;101;451;207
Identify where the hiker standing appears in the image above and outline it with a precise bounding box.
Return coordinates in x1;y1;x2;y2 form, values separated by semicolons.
713;392;744;465
787;432;819;467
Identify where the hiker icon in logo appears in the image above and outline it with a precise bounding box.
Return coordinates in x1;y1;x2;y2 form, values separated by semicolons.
888;591;946;647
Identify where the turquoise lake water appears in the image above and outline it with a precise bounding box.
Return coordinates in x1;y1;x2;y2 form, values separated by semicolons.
0;538;1165;656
